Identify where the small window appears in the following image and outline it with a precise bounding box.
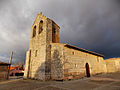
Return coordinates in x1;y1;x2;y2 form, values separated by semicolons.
72;52;74;55
35;50;38;57
75;64;77;68
97;57;99;62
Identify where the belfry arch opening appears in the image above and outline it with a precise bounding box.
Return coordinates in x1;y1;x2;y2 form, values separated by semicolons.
85;63;90;77
39;20;43;34
33;25;36;37
52;22;59;43
52;27;56;43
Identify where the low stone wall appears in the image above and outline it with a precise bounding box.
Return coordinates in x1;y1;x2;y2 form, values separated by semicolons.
105;58;120;73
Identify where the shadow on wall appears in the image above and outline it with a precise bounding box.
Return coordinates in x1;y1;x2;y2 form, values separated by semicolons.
33;49;64;80
51;50;64;80
33;49;90;80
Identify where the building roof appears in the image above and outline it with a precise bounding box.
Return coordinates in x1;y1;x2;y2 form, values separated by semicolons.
0;61;10;65
64;44;104;57
105;58;120;61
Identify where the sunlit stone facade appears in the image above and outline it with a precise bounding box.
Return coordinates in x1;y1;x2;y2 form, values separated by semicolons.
24;13;120;81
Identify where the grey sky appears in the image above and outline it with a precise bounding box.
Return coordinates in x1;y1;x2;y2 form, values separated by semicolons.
0;0;120;63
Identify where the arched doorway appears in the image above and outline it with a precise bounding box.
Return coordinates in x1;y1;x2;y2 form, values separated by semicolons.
85;63;90;77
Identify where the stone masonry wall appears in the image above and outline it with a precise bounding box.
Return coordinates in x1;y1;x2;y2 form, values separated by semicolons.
24;14;48;80
50;43;107;80
24;13;60;81
63;46;107;79
24;13;120;81
0;65;9;80
50;43;64;80
24;50;30;78
105;58;120;73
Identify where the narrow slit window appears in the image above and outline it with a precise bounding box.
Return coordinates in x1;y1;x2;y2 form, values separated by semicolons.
72;52;74;55
35;50;38;57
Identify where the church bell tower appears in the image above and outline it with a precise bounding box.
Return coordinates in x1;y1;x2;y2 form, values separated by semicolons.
24;12;60;80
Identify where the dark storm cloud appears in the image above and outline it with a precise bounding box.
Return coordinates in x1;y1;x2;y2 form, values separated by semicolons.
0;0;120;63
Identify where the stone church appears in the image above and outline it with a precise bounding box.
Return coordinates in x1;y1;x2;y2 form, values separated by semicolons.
24;13;120;81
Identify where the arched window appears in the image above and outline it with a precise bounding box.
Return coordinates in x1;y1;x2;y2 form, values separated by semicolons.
33;25;36;37
39;20;43;34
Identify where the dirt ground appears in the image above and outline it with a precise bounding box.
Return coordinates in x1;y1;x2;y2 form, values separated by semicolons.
0;72;120;90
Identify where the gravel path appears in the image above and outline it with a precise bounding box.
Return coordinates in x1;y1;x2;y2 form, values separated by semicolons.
0;72;120;90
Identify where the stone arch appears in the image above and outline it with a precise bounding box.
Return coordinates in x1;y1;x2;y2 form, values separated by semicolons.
33;25;36;37
39;20;43;34
85;63;90;77
52;27;56;43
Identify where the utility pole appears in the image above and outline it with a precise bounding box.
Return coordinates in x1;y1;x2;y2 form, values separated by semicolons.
7;51;13;79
